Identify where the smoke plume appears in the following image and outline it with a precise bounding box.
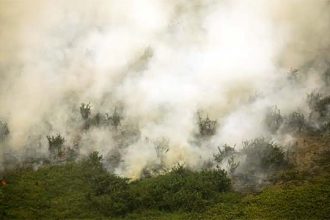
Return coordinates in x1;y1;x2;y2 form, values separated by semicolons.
0;0;329;179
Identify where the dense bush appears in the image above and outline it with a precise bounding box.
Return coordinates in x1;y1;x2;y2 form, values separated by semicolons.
2;143;329;219
241;138;287;173
2;158;329;219
230;138;288;191
81;152;133;216
130;165;231;212
87;174;133;216
82;154;231;215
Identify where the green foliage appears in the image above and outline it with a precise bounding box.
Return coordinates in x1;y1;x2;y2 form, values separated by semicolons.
81;161;231;215
82;152;133;216
1;164;100;219
1;157;330;219
120;175;330;219
243;177;330;220
88;174;132;216
130;165;231;212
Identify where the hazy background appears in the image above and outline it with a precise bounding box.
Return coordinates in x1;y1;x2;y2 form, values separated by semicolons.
0;0;329;178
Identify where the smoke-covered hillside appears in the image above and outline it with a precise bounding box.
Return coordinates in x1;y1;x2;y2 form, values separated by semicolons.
1;0;329;180
0;1;330;218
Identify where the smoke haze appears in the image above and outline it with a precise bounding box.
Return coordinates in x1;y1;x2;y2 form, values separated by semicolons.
0;0;329;178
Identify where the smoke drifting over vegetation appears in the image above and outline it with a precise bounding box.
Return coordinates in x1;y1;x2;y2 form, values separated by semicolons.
0;0;330;185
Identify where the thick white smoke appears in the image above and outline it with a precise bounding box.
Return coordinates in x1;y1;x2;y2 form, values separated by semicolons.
0;0;329;178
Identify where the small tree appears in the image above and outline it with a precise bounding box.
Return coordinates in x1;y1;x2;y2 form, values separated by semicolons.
106;108;122;129
84;152;132;216
197;112;217;137
80;103;91;120
214;144;235;164
228;155;240;174
214;144;239;174
47;134;65;158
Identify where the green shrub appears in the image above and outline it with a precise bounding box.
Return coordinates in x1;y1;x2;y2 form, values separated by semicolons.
82;152;133;216
130;165;231;212
242;138;287;173
87;174;132;216
231;138;288;191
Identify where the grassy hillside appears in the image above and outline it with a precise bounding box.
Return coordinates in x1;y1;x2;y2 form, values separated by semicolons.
1;134;330;219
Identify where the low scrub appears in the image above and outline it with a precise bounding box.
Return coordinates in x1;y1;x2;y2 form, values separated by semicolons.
130;165;231;212
241;138;287;173
82;153;231;216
